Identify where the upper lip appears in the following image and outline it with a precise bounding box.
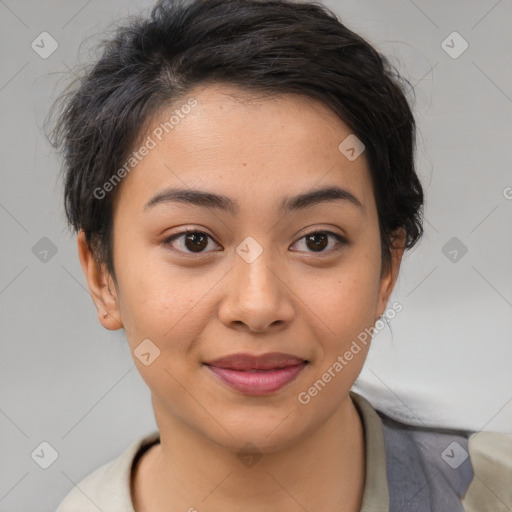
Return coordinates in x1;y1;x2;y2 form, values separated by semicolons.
204;352;307;371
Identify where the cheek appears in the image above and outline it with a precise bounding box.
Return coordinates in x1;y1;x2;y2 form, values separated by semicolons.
115;246;218;355
292;272;377;392
117;264;212;398
295;253;380;336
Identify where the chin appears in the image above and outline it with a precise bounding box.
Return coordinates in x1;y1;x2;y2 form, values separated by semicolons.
203;412;308;455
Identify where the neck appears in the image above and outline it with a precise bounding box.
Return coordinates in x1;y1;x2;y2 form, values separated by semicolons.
132;395;365;512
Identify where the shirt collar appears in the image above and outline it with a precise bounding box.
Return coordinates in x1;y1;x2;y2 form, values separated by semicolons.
350;390;390;512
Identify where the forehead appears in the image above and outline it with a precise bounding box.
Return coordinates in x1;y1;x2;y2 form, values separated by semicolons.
113;83;374;216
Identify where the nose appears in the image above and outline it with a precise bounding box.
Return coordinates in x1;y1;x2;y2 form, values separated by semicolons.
218;244;295;333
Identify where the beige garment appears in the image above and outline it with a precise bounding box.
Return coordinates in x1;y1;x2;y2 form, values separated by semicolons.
460;430;512;512
55;392;512;511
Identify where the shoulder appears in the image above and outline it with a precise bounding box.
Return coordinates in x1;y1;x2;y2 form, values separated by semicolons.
461;430;512;511
376;408;512;511
55;431;160;512
377;410;473;511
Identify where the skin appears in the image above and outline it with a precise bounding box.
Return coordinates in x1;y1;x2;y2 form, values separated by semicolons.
78;82;406;512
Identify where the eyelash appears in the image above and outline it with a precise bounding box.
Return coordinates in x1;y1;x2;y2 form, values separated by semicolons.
162;228;348;256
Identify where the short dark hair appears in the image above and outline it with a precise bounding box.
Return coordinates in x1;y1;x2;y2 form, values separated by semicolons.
47;0;424;285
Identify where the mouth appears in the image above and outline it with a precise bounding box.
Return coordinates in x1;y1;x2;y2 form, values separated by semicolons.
203;352;309;395
204;352;308;371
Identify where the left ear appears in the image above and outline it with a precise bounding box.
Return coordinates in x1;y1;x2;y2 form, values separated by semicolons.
376;227;407;320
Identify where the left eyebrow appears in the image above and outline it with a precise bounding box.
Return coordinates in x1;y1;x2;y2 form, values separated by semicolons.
143;185;364;215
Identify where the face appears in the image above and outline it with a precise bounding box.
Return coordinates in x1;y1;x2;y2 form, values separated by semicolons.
79;83;404;454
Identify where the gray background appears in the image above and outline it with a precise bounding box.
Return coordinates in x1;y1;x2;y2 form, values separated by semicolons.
1;0;511;510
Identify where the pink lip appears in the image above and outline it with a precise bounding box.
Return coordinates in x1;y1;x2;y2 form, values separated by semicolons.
205;362;307;395
204;351;306;371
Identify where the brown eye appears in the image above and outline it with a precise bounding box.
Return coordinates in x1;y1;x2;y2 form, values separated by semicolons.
163;229;347;256
305;232;328;251
163;230;220;254
292;230;347;253
183;232;208;252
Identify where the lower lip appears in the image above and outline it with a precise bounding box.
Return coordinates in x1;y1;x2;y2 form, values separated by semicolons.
205;362;307;395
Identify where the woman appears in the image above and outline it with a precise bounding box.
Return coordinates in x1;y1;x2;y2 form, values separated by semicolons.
49;0;511;510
